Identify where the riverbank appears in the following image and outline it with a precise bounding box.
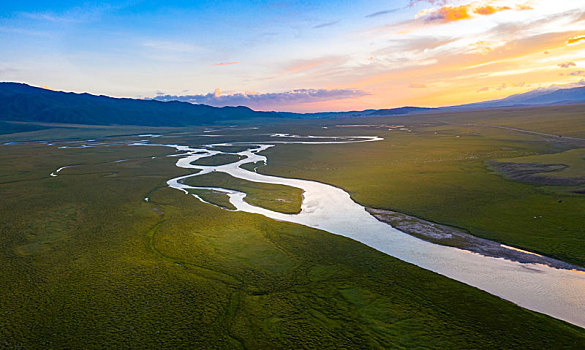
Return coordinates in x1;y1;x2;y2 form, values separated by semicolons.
155;140;585;328
3;142;585;348
367;208;585;272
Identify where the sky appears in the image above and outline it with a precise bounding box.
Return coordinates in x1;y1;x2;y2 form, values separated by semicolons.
1;0;584;112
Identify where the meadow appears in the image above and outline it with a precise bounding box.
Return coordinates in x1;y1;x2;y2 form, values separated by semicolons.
1;109;585;348
184;172;302;214
260;105;585;266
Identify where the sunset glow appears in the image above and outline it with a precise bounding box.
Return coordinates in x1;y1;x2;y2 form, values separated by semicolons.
1;0;584;112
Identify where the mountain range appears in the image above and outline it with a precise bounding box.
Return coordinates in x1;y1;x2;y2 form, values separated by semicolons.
447;84;585;110
0;83;277;126
0;82;584;127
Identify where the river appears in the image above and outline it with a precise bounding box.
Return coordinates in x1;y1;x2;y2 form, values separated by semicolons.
133;136;585;329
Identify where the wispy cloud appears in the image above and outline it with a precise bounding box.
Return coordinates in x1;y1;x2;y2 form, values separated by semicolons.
266;56;345;82
558;62;576;68
21;12;84;23
365;8;403;18
313;21;339;29
152;88;369;110
409;83;427;88
18;3;120;24
569;70;585;76
0;25;50;37
567;35;585;45
409;0;450;6
284;57;336;74
214;62;240;66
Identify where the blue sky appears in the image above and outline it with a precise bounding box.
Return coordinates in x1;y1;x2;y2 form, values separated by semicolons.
1;1;584;111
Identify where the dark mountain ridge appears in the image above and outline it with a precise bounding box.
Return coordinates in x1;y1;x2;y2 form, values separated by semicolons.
2;82;583;127
0;83;276;126
0;83;434;126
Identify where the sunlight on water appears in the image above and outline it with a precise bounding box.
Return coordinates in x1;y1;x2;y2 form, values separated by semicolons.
135;136;585;328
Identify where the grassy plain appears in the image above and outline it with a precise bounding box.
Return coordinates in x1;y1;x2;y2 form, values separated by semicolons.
184;172;302;214
0;121;47;135
191;153;244;166
259;105;585;266
1;125;585;348
190;188;237;210
440;104;585;138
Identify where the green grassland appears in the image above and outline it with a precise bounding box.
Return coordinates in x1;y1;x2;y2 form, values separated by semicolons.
239;160;265;172
183;172;302;214
0;122;184;142
259;106;585;267
2;140;585;348
189;188;237;210
0;121;48;135
2;108;585;348
435;104;585;138
191;153;244;166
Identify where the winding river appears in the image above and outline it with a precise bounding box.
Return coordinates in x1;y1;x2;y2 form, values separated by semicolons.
132;135;585;328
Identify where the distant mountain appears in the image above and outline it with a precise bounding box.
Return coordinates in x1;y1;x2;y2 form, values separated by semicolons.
367;106;436;116
0;83;277;126
0;83;436;126
446;85;585;110
279;106;435;119
9;82;582;128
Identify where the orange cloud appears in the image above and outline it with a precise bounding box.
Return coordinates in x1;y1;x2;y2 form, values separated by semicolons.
214;62;240;66
421;2;524;23
349;28;585;109
266;57;342;82
409;83;427;88
516;4;533;11
470;40;504;55
425;5;471;23
286;58;333;74
279;57;335;76
474;5;510;16
567;35;585;45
